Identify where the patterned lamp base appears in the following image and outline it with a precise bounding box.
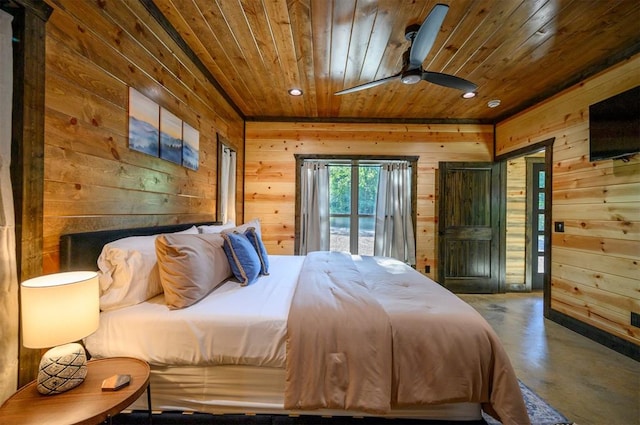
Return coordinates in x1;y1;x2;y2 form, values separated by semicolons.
37;343;88;395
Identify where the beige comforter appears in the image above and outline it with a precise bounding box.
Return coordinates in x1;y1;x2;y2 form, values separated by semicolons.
285;252;529;425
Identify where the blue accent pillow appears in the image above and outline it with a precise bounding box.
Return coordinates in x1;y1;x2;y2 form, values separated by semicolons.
244;227;269;276
220;232;261;286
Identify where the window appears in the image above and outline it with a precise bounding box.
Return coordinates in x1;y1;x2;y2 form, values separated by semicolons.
296;154;418;265
328;162;380;255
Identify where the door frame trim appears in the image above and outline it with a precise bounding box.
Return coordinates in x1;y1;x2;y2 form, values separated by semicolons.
495;138;554;316
525;157;546;291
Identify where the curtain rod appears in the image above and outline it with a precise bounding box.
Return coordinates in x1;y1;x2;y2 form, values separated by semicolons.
302;159;411;167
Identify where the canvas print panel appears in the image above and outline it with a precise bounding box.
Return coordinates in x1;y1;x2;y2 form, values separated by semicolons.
128;88;159;157
160;107;183;165
182;122;199;170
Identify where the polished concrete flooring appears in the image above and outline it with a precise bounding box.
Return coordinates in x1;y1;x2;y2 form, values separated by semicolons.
459;293;639;425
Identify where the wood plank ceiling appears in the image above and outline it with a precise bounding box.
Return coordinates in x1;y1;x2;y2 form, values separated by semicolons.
150;0;640;122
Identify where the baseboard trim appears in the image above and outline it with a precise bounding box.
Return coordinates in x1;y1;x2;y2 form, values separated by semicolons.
548;309;639;361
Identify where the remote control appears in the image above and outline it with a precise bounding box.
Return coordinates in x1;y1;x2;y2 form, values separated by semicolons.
101;374;131;391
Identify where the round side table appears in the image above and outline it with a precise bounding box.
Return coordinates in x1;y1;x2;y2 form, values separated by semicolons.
0;357;150;425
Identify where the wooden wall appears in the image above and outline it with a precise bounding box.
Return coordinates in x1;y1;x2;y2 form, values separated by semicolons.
43;0;245;274
496;54;640;346
244;122;493;279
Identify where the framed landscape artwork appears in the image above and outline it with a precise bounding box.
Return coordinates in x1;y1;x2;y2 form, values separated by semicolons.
182;122;200;170
128;88;159;157
159;107;183;165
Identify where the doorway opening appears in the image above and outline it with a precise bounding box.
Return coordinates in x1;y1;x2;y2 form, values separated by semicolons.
504;150;545;292
498;137;553;316
504;149;546;292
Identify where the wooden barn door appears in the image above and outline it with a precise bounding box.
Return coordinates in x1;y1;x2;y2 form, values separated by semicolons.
438;162;502;293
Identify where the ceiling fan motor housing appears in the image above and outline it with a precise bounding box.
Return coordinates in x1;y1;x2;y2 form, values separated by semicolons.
405;24;421;41
401;68;422;84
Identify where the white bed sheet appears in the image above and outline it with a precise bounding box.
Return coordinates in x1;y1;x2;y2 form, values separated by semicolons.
84;255;305;368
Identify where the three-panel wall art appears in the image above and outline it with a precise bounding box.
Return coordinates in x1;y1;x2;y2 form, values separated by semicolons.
128;87;199;170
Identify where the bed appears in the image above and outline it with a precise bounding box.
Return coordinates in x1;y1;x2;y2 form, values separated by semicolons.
60;221;529;424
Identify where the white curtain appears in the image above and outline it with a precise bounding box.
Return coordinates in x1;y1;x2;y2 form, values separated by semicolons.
374;162;416;265
0;9;18;404
299;161;329;254
219;146;236;224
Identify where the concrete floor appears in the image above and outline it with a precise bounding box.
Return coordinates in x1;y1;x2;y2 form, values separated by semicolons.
459;293;639;425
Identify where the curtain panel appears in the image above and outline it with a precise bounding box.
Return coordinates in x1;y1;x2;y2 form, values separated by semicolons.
0;9;18;404
219;146;236;224
374;162;416;265
299;161;329;254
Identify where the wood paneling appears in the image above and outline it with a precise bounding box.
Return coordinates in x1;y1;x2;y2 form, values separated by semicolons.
42;0;245;276
245;121;493;277
496;54;640;346
154;0;640;121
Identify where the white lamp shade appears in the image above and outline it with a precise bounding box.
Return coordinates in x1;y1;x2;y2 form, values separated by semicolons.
21;271;99;348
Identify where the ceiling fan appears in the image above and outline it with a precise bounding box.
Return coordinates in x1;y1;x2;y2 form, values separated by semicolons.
334;4;477;96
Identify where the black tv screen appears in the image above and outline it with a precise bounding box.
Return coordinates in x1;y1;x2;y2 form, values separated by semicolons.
589;85;640;161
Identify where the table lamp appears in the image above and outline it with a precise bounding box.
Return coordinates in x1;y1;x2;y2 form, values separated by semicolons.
20;271;99;395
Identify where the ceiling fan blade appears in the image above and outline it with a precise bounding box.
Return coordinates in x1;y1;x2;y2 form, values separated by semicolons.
422;71;477;92
334;74;401;95
409;3;449;69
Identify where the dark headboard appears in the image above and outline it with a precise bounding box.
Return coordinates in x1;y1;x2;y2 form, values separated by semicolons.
59;222;219;271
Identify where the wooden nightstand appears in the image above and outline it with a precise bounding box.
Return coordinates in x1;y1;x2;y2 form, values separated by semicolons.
0;357;150;425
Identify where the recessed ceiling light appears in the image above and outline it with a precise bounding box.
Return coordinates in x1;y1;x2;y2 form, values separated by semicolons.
487;99;501;108
461;91;476;99
288;88;303;96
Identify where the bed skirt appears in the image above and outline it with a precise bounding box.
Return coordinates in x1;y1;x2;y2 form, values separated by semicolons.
127;364;482;421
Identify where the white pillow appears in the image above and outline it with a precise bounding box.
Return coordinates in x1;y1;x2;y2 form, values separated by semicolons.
225;218;262;237
198;221;236;234
97;225;198;311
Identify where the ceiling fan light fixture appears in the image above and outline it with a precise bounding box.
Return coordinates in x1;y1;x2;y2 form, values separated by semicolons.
288;88;303;96
462;91;476;99
401;70;422;85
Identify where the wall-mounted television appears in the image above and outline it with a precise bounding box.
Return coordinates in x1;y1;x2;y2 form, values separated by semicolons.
589;85;640;162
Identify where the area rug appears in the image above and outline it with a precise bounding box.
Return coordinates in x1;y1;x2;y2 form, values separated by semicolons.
112;380;571;425
483;380;571;425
